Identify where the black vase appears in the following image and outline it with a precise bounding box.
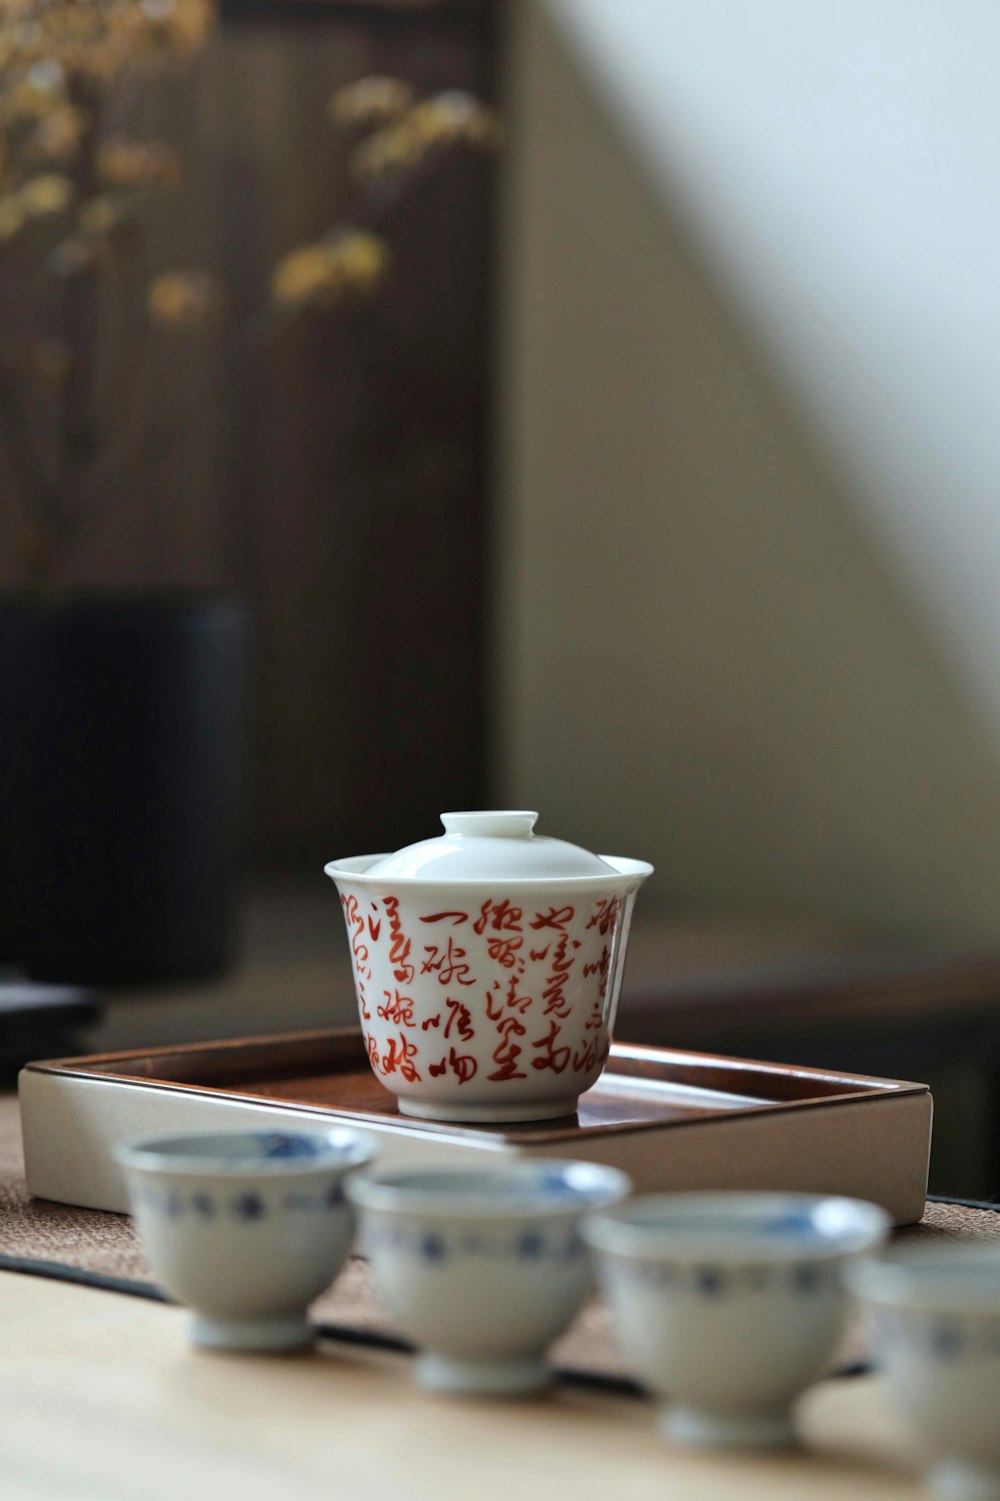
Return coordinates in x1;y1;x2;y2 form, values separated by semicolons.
0;593;247;987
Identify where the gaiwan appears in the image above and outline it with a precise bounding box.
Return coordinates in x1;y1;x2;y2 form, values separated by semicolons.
324;811;652;1124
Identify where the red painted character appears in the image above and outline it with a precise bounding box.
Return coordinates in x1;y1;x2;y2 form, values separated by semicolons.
429;1048;478;1084
443;997;475;1041
587;897;621;936
529;904;575;932
531;1019;571;1074
488;1014;527;1081
487;934;524;969
381;1032;421;1083
473;898;523;934
383;895;415;983
421;936;476;987
377;988;415;1027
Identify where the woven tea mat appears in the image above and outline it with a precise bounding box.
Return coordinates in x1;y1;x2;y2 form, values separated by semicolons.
1;1092;996;1383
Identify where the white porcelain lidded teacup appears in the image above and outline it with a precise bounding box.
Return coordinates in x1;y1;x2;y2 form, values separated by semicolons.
585;1192;890;1450
347;1158;632;1395
325;811;652;1123
115;1126;376;1351
847;1246;1000;1501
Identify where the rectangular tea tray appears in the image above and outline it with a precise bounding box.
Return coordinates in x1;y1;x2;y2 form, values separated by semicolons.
19;1029;932;1223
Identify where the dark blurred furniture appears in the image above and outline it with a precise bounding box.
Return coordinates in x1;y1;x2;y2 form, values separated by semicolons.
0;596;246;988
618;943;1000;1200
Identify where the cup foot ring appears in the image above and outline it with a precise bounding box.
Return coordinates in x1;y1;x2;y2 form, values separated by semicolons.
416;1353;553;1396
398;1098;579;1124
660;1404;797;1450
190;1313;313;1352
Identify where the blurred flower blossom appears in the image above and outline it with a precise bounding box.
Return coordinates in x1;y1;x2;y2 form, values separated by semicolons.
18;172;74;217
99;138;182;189
77;194;122;237
0;0;213;99
0;1;498;586
148;268;222;328
271;231;390;310
26;104;86;162
351;91;501;182
328;76;414;130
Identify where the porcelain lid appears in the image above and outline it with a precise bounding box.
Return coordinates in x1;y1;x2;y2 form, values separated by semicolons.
364;811;618;882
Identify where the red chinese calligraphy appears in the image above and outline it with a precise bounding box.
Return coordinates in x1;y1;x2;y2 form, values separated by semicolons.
420;911;469;926
486;934;524;968
473;898;523;934
572;1032;606;1075
373;1031;421;1083
421;936;475;986
529;904;575;932
444;996;475;1040
383;895;415;984
500;973;532;1014
583;999;604;1031
583;943;611;998
377;987;415;1027
488;1016;527;1081
542;930;575;1018
587;897;621;935
428;1047;478;1084
341;893;371;980
531;1019;571;1074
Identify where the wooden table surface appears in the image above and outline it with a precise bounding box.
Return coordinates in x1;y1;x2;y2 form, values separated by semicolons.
0;1271;931;1501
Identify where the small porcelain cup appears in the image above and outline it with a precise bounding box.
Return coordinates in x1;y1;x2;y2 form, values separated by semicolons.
115;1126;376;1351
847;1246;1000;1500
585;1191;890;1449
347;1158;631;1395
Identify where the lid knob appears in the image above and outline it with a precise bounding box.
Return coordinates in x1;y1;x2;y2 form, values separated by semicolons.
440;811;538;839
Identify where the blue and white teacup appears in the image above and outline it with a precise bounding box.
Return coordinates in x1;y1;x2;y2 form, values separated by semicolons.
847;1246;1000;1500
585;1191;890;1449
115;1127;376;1351
347;1158;631;1394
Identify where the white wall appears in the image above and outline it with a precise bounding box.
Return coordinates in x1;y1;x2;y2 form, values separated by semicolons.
494;0;1000;942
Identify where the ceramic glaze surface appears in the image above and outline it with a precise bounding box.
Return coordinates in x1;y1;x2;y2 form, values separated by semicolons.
586;1192;889;1450
348;1159;630;1395
116;1127;376;1351
325;812;652;1123
849;1249;1000;1500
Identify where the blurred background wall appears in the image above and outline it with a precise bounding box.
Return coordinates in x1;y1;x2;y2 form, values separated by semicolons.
495;0;1000;946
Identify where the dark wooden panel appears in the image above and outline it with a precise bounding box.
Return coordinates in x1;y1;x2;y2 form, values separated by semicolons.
0;4;500;868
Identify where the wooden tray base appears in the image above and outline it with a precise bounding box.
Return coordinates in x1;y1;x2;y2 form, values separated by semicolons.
19;1028;932;1222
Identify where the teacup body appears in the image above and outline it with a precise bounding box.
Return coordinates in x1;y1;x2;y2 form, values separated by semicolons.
848;1247;1000;1500
116;1127;376;1350
348;1158;631;1394
331;871;644;1122
586;1192;890;1449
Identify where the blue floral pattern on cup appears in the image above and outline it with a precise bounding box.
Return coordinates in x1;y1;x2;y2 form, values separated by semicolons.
615;1258;835;1296
133;1181;349;1222
359;1221;586;1265
875;1309;1000;1361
